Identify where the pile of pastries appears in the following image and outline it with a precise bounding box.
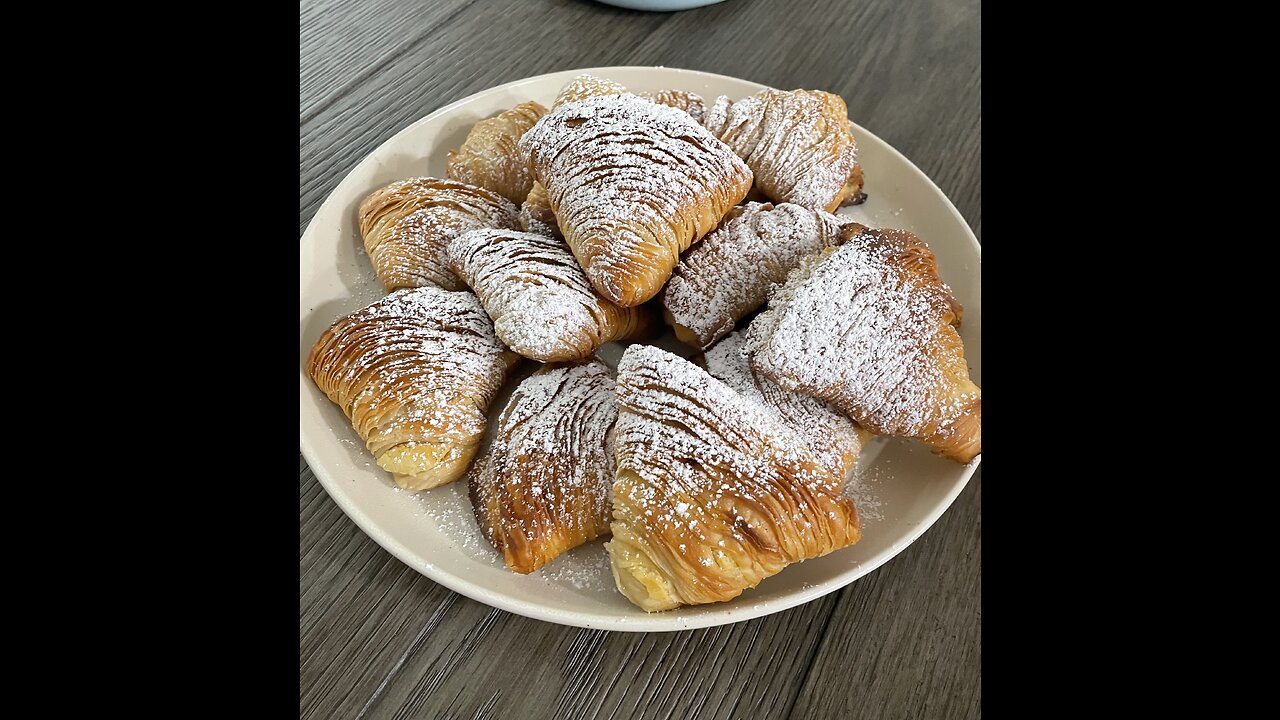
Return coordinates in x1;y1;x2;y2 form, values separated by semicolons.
307;74;981;612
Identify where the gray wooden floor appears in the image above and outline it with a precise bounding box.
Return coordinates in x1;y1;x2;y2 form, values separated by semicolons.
300;1;981;718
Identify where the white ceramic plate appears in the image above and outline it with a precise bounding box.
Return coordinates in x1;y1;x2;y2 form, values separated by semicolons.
299;67;981;631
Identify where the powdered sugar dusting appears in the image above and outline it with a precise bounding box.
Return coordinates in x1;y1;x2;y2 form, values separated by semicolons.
519;93;753;306
448;228;649;362
704;331;866;480
518;181;561;239
705;90;860;212
663;202;858;348
606;345;860;608
469;362;617;574
307;286;517;481
745;229;979;449
843;455;885;523
358;177;520;291
639;89;707;123
552;74;628;109
399;483;505;566
535;540;614;593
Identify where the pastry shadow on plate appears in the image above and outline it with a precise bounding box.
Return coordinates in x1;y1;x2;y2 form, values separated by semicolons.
529;538;625;604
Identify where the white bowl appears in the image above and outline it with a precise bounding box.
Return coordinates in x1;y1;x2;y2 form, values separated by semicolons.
299;66;981;631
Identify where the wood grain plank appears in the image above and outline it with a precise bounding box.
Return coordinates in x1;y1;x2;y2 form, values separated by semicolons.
300;463;462;720
357;594;841;720
299;0;672;237
788;472;982;720
299;0;477;123
623;0;982;234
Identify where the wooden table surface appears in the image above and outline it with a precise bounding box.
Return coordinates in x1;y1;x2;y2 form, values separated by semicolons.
299;1;981;717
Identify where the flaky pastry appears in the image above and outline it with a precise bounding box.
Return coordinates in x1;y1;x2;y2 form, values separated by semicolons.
470;362;617;573
662;201;860;349
746;229;981;463
447;101;547;204
307;287;520;490
520;93;753;306
518;181;561;240
638;89;707;123
606;345;861;611
552;74;627;109
705;89;863;212
448;228;653;362
357;177;519;292
704;331;869;480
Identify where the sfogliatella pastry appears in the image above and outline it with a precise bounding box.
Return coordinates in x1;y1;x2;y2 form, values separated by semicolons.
520;93;753;306
470;362;617;574
746;228;981;463
448;228;653;362
518;181;561;240
447;101;547;205
553;74;705;121
638;89;707;123
705;89;863;212
358;177;519;292
661;201;861;349
552;73;627;109
704;331;869;480
607;345;861;611
307;287;519;490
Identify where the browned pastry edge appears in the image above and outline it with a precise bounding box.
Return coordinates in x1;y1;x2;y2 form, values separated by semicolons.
467;362;617;574
747;230;980;463
447;100;548;204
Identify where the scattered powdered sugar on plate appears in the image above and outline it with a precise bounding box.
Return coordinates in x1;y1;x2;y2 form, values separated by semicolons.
397;484;505;567
534;540;615;594
843;442;887;523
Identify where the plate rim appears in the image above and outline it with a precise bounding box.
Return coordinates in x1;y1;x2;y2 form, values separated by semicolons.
299;65;981;631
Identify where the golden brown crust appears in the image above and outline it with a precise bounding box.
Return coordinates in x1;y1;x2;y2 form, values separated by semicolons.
519;93;753;307
661;201;862;349
746;229;980;463
447;228;654;362
307;287;520;490
447;101;547;205
703;331;869;480
838;162;866;206
705;90;862;212
638;89;707;123
552;74;627;110
468;362;617;574
518;181;562;239
357;177;520;292
606;345;861;611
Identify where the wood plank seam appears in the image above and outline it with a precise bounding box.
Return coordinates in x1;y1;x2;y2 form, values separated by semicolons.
353;594;459;719
300;0;484;126
389;608;504;720
776;590;845;720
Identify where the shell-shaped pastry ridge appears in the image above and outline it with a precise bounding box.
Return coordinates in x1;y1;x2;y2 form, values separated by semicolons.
745;229;980;462
703;331;868;479
662;201;860;349
520;93;753;307
606;344;860;611
448;228;653;362
357;177;520;292
705;89;862;212
307;287;519;489
469;362;618;574
447;101;548;204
